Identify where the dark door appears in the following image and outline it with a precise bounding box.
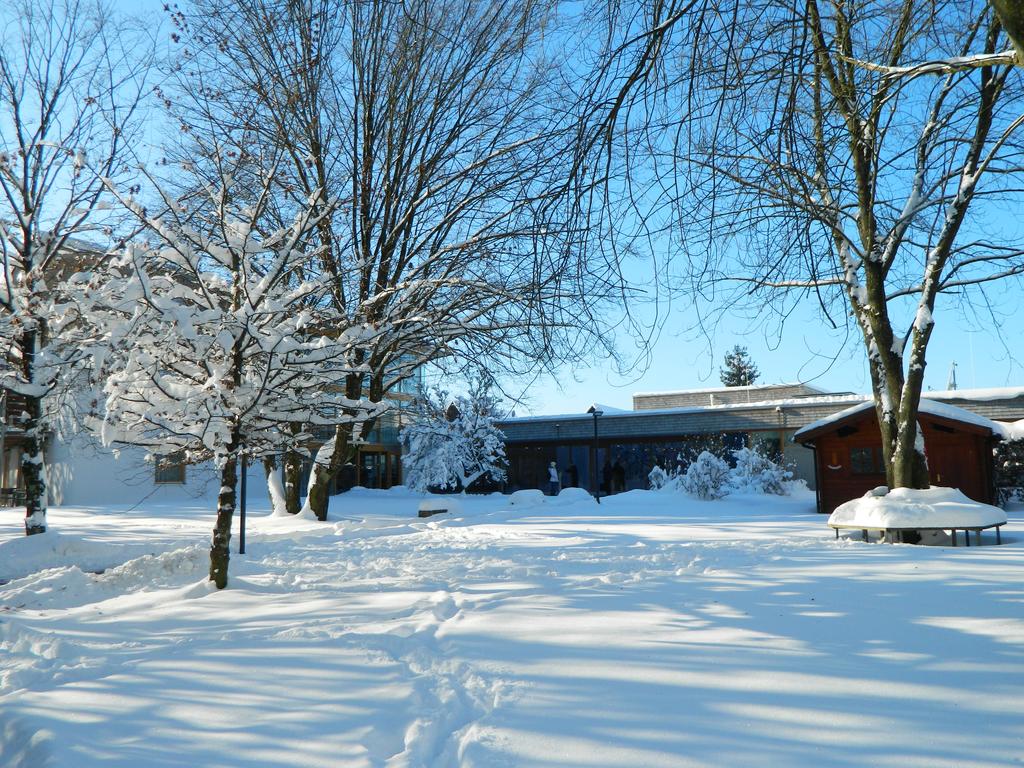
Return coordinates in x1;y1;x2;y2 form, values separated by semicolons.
927;440;984;501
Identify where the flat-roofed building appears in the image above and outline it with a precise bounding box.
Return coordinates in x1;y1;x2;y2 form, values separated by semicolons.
499;385;1024;500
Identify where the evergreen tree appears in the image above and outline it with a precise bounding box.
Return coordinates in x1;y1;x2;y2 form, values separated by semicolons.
400;378;507;493
719;346;760;387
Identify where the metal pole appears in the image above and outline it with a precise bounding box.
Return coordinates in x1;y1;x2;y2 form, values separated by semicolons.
239;452;247;555
0;390;7;492
592;413;600;504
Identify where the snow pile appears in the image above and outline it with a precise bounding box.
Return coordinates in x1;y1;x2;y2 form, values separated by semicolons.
1;546;207;611
829;486;1008;529
550;487;596;505
0;530;148;582
508;489;546;507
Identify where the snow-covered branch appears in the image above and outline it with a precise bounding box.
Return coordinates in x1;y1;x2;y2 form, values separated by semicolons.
840;49;1020;80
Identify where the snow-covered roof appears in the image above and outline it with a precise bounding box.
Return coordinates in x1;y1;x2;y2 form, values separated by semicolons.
923;386;1024;402
994;419;1024;442
587;403;629;414
794;398;1002;441
501;393;868;424
632;382;828;398
505;388;1024;428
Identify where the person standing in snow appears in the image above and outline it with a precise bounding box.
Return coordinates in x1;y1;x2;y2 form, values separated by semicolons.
601;459;612;496
548;461;560;496
612;459;626;494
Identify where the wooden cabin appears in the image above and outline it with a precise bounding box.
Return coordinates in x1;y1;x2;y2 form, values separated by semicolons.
794;400;1001;515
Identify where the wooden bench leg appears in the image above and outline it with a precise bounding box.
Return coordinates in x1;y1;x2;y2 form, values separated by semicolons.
951;529;957;547
997;526;1002;545
862;529;868;543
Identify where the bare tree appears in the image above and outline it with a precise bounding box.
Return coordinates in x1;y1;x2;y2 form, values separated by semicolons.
163;0;619;518
0;0;149;534
583;0;1024;490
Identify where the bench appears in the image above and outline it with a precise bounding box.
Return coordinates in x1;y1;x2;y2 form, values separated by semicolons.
0;488;26;507
830;522;1004;546
417;498;462;518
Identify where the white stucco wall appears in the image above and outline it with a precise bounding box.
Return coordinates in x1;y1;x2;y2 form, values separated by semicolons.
783;439;817;490
47;435;270;508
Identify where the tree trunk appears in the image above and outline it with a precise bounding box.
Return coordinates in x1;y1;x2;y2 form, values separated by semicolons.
263;455;289;516
992;0;1024;61
283;443;302;515
209;452;238;589
306;461;334;522
871;367;930;492
22;393;47;536
307;371;368;520
19;330;47;536
306;423;351;521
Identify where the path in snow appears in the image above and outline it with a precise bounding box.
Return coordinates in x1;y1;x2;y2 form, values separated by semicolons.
2;488;1024;767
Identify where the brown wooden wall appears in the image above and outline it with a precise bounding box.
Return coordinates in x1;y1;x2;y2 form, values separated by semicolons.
813;414;996;514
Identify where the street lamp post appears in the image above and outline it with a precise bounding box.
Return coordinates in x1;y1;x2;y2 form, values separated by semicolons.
239;451;247;555
587;405;603;504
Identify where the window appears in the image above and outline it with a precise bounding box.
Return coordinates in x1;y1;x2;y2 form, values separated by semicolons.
850;447;885;475
155;454;186;484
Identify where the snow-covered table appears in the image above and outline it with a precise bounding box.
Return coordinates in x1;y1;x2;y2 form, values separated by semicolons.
828;487;1007;546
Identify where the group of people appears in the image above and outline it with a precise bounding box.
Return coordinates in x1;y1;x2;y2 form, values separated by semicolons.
546;459;628;496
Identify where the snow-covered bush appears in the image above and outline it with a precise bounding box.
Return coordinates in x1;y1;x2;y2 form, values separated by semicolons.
729;447;792;495
648;464;669;490
400;378;507;493
681;451;731;500
995;436;1024;505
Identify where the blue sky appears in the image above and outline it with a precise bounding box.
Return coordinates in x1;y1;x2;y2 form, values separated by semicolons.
518;292;1022;415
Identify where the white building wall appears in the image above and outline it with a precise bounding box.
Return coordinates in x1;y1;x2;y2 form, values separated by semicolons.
782;439;817;491
47;434;269;508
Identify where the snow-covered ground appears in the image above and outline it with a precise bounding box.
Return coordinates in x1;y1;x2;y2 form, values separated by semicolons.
2;487;1024;767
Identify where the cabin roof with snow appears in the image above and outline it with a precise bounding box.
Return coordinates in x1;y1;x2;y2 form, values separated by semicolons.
793;398;1003;514
794;399;1004;444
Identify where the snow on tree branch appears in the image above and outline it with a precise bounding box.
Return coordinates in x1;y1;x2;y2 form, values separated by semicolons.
400;378;507;494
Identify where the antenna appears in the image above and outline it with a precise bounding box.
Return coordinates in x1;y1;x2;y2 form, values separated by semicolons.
946;361;958;391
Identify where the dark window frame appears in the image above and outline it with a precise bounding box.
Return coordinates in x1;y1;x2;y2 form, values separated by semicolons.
850;446;885;475
155;454;187;484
